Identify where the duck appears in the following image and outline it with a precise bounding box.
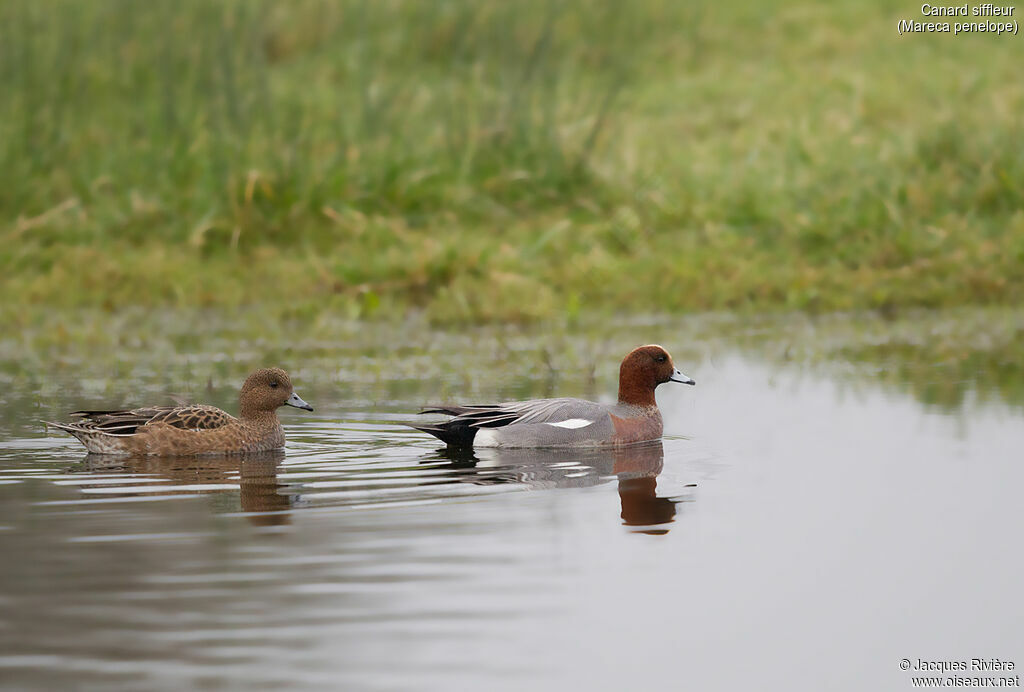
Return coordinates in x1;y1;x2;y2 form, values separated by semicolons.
47;367;313;455
413;345;694;449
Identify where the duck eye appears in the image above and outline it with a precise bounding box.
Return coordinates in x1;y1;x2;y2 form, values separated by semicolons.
655;355;666;363
269;381;279;388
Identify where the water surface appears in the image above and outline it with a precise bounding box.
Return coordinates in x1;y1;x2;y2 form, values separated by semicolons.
1;312;1022;690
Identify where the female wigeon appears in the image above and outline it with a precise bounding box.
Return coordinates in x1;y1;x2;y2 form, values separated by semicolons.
414;345;694;449
48;368;313;455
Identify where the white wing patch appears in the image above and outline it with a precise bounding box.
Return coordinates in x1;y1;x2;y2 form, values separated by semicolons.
545;418;594;430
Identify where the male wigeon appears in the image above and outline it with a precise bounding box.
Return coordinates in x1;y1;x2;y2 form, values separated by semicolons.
414;345;694;448
47;368;313;455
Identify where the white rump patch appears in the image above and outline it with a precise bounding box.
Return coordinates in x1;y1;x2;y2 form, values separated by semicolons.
474;428;500;447
545;418;594;430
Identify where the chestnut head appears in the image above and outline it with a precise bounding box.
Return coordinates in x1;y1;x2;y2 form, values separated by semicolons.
618;345;694;405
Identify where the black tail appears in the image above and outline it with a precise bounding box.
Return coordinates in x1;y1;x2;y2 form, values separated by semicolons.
411;421;478;448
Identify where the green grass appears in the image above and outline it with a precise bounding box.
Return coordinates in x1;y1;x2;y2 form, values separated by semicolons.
2;0;1023;324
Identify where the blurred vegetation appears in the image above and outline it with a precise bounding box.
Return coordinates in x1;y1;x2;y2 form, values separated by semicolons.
1;0;1023;326
2;308;1022;436
771;309;1024;413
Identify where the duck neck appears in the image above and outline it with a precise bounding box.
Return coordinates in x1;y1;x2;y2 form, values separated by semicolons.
239;403;280;426
617;380;658;408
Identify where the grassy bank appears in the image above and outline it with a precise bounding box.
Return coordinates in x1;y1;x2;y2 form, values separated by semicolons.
2;0;1023;324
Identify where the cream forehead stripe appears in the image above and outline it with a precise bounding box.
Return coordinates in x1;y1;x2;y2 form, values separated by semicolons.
545;419;594;429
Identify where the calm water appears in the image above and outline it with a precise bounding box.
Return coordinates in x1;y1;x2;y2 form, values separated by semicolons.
1;313;1022;690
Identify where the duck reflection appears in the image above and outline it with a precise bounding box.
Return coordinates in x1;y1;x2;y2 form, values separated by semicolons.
67;443;687;533
431;441;686;534
72;450;291;526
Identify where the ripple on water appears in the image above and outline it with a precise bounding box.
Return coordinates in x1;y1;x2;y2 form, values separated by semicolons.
4;420;693;546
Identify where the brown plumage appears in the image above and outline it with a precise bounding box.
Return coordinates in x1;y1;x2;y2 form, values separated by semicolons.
616;344;686;407
47;368;313;455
